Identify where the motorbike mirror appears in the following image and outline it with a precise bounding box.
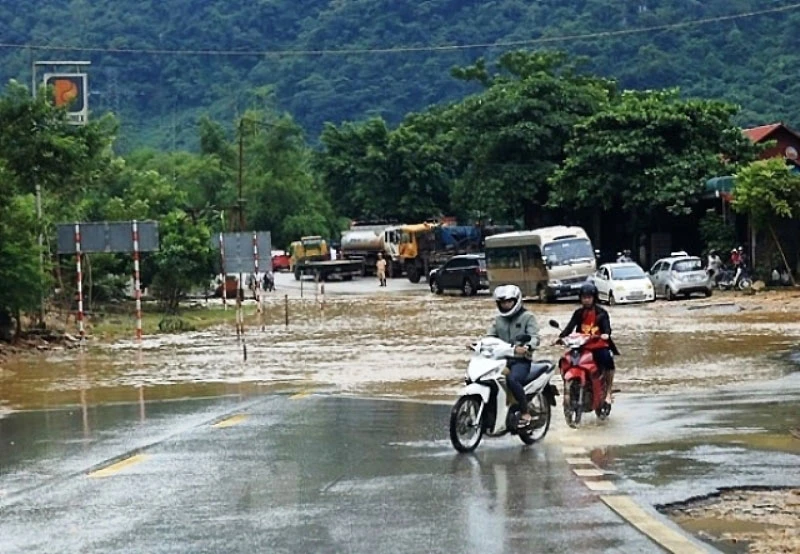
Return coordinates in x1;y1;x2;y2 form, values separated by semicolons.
548;319;560;329
514;333;531;344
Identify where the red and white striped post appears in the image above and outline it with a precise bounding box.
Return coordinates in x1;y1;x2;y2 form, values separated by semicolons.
74;223;85;346
219;232;227;311
132;220;143;342
252;231;262;315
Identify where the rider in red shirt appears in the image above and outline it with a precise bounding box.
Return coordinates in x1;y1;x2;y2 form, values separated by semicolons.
558;283;620;404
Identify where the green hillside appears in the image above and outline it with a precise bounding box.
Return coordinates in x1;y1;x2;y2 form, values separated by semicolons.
2;0;798;148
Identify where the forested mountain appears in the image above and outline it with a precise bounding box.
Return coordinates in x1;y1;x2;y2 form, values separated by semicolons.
1;0;798;149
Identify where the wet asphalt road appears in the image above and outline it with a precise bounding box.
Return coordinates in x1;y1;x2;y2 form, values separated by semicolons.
597;371;800;508
0;395;666;554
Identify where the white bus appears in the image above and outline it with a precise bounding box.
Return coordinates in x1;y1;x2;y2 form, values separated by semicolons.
484;226;596;301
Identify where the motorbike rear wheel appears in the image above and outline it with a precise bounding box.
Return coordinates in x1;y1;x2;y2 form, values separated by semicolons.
519;393;551;445
449;396;484;453
564;380;583;429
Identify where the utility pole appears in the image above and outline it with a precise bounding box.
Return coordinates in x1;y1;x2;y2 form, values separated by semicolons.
237;117;245;233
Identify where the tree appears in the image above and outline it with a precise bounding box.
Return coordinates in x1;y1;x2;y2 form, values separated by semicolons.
241;113;340;247
317;111;455;223
0;81;117;333
550;89;758;227
0;184;43;339
317;117;394;220
149;211;214;312
733;158;800;281
446;51;616;226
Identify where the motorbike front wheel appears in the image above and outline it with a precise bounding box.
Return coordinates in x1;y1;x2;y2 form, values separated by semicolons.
564;380;583;429
519;392;551;445
449;396;484;453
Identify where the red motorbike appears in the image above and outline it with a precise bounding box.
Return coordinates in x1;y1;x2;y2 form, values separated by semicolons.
549;320;611;428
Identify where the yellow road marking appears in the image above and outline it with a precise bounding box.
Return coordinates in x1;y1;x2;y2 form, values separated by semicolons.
212;415;248;428
584;480;617;492
88;454;148;478
561;446;588;455
573;468;606;477
565;457;595;465
290;391;312;400
601;495;711;554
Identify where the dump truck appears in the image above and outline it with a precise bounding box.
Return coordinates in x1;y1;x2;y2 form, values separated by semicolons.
389;223;514;283
387;223;481;283
289;235;363;281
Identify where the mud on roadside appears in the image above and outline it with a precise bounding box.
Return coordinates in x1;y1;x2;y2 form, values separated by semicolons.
663;487;800;554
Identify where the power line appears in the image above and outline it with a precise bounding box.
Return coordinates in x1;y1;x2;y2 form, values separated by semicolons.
1;3;799;58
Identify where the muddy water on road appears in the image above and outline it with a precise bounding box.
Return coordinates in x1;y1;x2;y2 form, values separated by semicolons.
1;292;798;413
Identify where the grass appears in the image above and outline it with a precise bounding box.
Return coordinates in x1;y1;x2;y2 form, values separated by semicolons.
76;301;255;341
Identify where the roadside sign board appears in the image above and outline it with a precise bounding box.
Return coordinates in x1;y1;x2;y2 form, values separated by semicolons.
56;221;159;254
210;231;273;273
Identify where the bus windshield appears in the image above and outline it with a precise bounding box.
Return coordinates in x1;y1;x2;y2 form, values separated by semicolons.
543;238;594;266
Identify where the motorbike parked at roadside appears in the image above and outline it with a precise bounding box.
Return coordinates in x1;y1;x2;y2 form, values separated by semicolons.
715;265;752;291
548;320;612;429
449;333;558;453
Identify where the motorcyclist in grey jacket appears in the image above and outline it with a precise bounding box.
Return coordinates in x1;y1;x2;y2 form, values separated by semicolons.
486;284;540;427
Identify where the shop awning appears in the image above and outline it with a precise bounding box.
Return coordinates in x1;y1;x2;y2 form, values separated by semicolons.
705;176;734;201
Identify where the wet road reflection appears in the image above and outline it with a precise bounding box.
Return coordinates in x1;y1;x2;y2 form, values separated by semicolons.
0;396;663;553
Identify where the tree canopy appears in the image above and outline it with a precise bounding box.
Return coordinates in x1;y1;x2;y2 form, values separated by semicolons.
550;89;758;218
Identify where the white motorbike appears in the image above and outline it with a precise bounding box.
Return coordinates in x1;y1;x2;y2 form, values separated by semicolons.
449;334;558;453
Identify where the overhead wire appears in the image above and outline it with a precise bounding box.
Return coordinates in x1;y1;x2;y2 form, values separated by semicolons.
0;2;798;58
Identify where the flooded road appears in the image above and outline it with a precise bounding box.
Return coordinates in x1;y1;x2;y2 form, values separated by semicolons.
2;285;798;412
2;277;799;552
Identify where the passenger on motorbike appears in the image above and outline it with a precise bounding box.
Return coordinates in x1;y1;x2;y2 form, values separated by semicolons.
486;284;540;427
616;249;633;263
707;250;723;284
556;283;620;405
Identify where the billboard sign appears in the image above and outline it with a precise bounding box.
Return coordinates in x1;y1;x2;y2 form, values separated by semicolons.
43;72;88;125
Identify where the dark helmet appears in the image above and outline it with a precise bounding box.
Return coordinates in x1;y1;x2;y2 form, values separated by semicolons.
579;282;598;301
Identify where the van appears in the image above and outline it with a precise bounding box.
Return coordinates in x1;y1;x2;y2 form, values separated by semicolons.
484;226;596;301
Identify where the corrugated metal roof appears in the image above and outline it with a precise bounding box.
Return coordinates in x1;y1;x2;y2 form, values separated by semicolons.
743;123;782;142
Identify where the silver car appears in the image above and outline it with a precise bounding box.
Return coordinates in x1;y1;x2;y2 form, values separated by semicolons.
648;256;712;300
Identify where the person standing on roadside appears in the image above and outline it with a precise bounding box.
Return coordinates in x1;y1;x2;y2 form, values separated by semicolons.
376;253;387;287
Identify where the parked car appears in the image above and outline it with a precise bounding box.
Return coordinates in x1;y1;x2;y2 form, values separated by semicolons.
271;250;291;272
428;254;488;296
589;263;654;305
648;256;712;300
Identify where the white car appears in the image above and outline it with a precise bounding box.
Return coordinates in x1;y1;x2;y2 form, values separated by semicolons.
590;263;655;305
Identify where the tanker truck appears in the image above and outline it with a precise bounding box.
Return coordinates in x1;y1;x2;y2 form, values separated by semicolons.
340;227;385;276
340;224;403;277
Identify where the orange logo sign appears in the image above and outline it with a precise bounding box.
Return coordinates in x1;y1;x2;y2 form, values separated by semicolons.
52;78;79;107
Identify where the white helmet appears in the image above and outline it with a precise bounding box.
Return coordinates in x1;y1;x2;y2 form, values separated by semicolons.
493;284;523;318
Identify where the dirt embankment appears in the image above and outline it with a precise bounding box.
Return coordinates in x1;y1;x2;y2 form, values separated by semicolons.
666;488;800;554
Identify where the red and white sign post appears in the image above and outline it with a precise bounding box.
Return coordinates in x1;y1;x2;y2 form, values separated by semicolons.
74;223;85;346
132;220;143;342
219;231;227;311
252;231;261;310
